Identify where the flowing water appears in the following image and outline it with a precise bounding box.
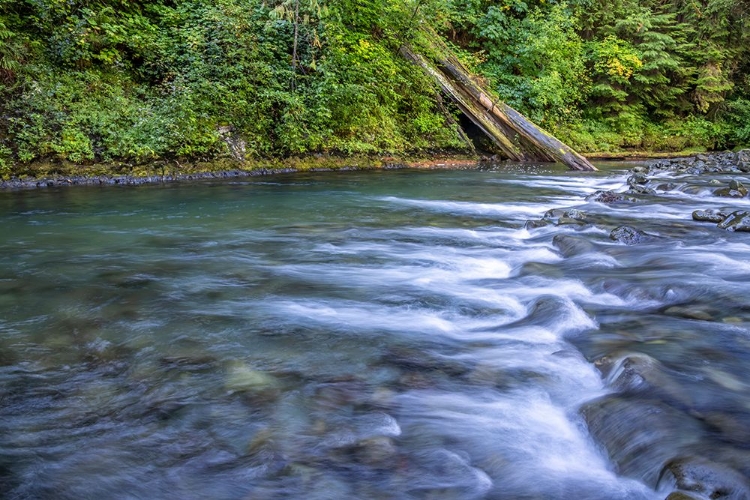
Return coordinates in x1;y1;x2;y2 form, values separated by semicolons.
1;162;750;499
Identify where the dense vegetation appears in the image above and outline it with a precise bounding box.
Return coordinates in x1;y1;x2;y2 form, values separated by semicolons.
0;0;748;172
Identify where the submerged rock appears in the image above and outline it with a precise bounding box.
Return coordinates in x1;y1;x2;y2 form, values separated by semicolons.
597;352;693;409
717;211;750;232
224;361;281;401
552;234;596;257
524;219;550;230
658;457;750;500
581;395;705;487
610;225;654;245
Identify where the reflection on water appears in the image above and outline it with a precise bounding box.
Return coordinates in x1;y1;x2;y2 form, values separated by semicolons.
1;163;749;499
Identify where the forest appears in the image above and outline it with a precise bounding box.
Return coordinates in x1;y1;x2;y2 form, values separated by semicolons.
0;0;749;172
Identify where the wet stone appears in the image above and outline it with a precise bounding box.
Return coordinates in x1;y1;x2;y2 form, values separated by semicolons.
701;411;750;447
524;219;550;230
581;395;705;487
585;190;637;204
717;211;750;232
552;234;596;257
598;352;693;409
692;209;728;223
664;492;703;500
664;306;714;321
628;173;649;186
354;436;398;469
714;180;749;198
658;457;750;500
628;184;656;195
610;226;653;245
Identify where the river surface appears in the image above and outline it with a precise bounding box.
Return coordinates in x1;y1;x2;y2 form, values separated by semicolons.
1;162;750;499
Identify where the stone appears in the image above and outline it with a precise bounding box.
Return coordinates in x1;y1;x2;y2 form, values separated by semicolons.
581;396;705;487
628;173;649;186
524;219;550;229
596;352;694;409
717;211;750;232
664;492;703;500
692;209;728;223
701;411;750;447
658;457;750;500
714;180;748;198
610;225;653;245
224;361;280;400
736;149;750;163
629;184;656;195
552;234;596;257
664;306;714;321
354;436;398;468
585;190;636;204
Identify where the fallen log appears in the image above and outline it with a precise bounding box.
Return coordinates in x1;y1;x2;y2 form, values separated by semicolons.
401;39;597;171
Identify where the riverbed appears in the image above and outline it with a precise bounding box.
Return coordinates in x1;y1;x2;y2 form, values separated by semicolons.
1;161;749;499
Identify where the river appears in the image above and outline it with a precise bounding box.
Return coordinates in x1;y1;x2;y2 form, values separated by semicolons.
1;161;749;499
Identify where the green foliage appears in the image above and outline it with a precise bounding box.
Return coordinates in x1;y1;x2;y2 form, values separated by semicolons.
0;0;464;167
470;2;588;127
723;98;750;146
0;0;748;170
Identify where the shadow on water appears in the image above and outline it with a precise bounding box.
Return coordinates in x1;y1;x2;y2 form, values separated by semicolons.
1;162;750;499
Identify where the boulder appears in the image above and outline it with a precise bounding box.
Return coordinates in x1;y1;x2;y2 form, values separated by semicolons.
717;211;750;232
597;352;693;408
581;396;705;487
610;225;654;245
524;219;550;230
628;173;649;186
552;234;596;257
692;210;728;223
714;180;749;198
585;190;636;204
658;457;750;500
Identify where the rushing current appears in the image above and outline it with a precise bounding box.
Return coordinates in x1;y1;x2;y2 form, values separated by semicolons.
1;162;749;499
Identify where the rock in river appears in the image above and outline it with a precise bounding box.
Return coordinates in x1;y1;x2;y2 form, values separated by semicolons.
658;457;750;500
717;211;750;232
692;209;728;223
714;180;749;198
585;190;637;204
581;395;705;487
597;352;693;409
610;225;654;245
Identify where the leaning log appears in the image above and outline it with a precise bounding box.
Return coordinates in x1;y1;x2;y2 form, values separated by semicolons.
401;42;597;171
400;47;527;161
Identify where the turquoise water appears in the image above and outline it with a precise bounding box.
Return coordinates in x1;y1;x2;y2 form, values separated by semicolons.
1;164;749;499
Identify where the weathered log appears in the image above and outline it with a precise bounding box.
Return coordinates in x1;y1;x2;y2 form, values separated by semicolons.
400;47;526;160
401;40;597;171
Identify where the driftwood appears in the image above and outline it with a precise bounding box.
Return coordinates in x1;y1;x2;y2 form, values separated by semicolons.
401;40;597;171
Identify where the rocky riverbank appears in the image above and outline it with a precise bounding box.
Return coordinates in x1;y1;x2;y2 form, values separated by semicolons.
525;150;750;238
522;150;750;500
637;150;750;232
0;154;481;190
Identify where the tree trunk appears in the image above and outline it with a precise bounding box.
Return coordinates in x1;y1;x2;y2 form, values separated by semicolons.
401;43;597;171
